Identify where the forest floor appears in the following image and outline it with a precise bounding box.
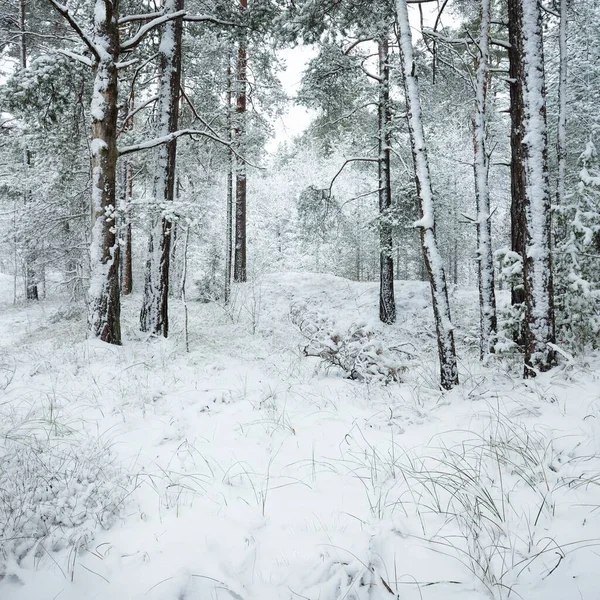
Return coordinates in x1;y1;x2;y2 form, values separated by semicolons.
1;272;600;600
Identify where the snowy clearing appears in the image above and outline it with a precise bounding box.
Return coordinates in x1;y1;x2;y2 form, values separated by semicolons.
1;272;599;600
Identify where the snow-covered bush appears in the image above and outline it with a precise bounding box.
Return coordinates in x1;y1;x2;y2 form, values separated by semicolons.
0;410;129;567
494;248;524;354
194;271;223;303
554;141;600;351
290;302;405;383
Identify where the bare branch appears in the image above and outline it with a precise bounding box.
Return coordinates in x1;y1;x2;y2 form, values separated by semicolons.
328;157;379;192
117;96;158;136
119;128;264;169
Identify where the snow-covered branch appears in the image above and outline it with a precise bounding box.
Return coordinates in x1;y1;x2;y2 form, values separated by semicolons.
118;11;163;25
57;49;94;68
46;0;100;62
120;10;186;52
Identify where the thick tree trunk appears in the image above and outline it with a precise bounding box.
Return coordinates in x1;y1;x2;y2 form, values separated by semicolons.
473;0;497;359
520;0;557;374
508;0;526;316
396;0;459;390
140;0;184;337
378;31;396;324
233;0;248;283
88;1;121;345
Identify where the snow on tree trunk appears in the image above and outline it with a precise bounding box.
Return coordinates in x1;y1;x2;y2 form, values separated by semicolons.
508;0;527;321
556;0;568;207
378;30;396;324
473;0;497;359
88;0;121;345
140;0;184;337
225;57;234;303
395;0;459;390
234;0;248;283
520;0;557;374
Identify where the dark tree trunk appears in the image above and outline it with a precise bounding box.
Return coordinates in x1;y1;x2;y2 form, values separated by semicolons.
378;31;396;324
233;0;248;283
140;0;184;337
508;0;526;317
122;160;133;296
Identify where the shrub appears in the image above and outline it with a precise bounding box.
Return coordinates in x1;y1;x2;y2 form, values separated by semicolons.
290;302;405;383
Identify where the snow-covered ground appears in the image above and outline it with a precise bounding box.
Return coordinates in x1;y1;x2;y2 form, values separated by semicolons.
1;272;599;600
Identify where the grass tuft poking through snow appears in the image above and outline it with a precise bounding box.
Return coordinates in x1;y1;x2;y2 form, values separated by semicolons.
0;273;599;600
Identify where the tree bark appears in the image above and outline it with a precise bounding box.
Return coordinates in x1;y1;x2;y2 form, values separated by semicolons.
225;57;234;303
233;0;248;283
519;0;557;374
556;0;567;207
122;160;133;295
378;30;396;324
508;0;526;317
140;0;184;337
396;0;459;390
88;0;121;344
473;0;497;359
20;0;38;301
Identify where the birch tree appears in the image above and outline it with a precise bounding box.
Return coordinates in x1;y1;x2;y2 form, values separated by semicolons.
395;0;459;389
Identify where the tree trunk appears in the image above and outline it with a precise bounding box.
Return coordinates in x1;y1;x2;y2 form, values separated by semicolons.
473;0;497;359
140;0;184;337
225;57;234;303
20;0;38;301
88;2;121;345
233;0;248;283
556;0;567;207
519;0;557;374
508;0;526;317
122;159;133;295
396;0;459;390
378;30;396;324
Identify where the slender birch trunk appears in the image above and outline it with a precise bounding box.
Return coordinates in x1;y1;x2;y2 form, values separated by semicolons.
396;0;459;389
473;0;497;359
140;0;184;337
233;0;248;283
88;0;121;344
520;0;557;374
378;29;396;324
